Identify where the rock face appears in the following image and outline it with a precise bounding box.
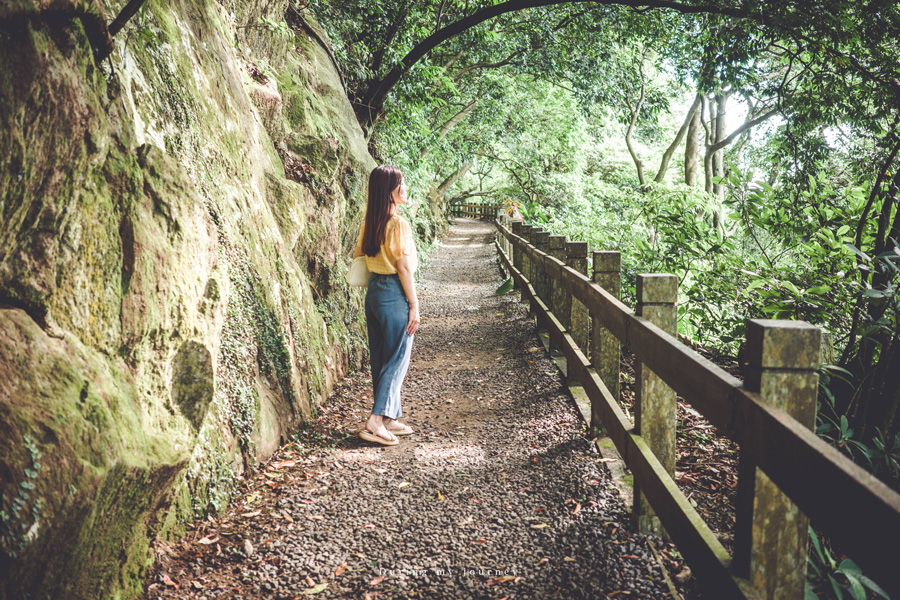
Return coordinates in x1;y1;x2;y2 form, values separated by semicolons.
0;1;374;598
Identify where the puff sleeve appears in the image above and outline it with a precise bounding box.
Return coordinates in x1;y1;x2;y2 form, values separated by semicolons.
387;218;418;272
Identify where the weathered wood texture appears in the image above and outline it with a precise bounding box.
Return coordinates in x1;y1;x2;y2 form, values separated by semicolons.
494;220;900;599
592;251;621;407
567;242;590;355
733;320;817;599
634;274;678;537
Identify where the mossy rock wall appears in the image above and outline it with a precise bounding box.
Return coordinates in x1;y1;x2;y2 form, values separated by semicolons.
0;1;373;598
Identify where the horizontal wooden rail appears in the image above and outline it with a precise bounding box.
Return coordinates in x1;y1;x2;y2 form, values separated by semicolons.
450;203;499;219
494;218;900;599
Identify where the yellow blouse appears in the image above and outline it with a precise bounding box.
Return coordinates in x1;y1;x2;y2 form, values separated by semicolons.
357;215;418;275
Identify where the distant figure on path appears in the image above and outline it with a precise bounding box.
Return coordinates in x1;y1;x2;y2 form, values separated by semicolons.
353;166;420;445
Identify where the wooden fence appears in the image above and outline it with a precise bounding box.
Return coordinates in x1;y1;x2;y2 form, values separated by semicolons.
494;212;900;599
451;202;499;219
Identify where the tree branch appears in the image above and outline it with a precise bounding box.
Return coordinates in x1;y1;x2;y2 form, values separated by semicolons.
706;106;779;155
358;0;747;128
453;50;524;81
654;93;702;183
420;98;479;159
107;0;148;38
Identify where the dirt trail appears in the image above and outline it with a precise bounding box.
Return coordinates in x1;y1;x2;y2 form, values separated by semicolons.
144;218;682;600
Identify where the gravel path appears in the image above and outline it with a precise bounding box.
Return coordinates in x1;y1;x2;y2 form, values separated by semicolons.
143;218;679;600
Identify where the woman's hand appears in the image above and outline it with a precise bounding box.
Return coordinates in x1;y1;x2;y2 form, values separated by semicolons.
407;302;420;335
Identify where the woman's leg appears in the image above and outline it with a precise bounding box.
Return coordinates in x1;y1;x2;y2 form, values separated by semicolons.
365;289;385;403
363;276;402;443
370;277;413;420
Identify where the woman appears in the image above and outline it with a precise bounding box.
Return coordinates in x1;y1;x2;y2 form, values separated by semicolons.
353;165;420;446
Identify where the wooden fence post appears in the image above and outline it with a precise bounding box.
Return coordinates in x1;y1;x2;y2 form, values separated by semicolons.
511;221;523;286
534;230;550;304
566;242;589;355
521;225;534;308
733;319;820;600
592;252;621;413
633;273;678;536
528;226;543;320
548;235;568;325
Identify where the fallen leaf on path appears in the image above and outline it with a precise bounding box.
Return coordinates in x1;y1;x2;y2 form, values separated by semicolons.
485;575;516;586
437;492;445;501
363;593;380;600
675;567;692;583
305;576;316;586
470;539;487;544
534;507;546;513
242;510;261;517
621;554;640;559
398;482;411;488
197;535;219;545
369;575;385;586
302;582;327;594
300;499;315;504
307;515;325;520
161;573;179;588
530;524;549;529
573;503;582;515
597;457;617;463
355;552;366;558
271;459;295;469
535;558;549;566
362;524;377;529
283;512;294;523
335;562;347;576
564;556;576;562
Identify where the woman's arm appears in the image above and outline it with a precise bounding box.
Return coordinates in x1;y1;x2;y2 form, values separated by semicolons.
353;225;364;258
396;255;420;335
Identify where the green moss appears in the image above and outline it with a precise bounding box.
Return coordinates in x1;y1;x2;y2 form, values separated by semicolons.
1;3;379;599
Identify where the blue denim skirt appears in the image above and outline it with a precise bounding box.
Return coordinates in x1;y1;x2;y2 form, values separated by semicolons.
365;274;414;419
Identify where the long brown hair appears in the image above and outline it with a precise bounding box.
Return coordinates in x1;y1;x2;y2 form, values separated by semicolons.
363;165;403;257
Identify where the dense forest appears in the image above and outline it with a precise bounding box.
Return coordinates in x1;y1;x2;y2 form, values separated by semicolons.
306;0;900;595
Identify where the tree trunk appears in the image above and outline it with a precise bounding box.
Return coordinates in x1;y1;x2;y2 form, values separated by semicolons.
713;92;728;199
684;101;701;186
625;66;648;189
626;119;647;188
703;95;715;194
430;162;472;219
655;93;701;184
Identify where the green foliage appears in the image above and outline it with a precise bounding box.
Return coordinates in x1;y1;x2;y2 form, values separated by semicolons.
494;277;514;295
258;16;291;37
807;526;889;600
1;435;44;558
